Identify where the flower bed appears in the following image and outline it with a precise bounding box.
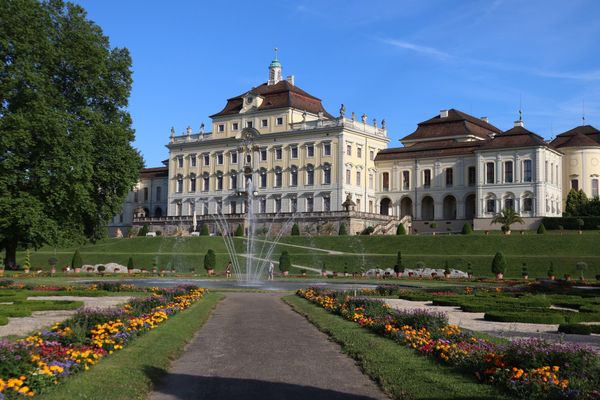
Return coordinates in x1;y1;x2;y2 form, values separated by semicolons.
0;285;206;399
297;287;599;399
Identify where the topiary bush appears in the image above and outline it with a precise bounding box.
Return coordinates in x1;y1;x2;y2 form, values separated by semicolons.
127;257;134;270
234;224;244;237
338;223;347;236
484;311;566;324
491;251;507;277
200;224;209;236
461;223;473;235
279;251;291;273
138;224;149;236
393;251;404;276
361;226;374;235
558;323;592;335
71;249;83;270
204;249;216;272
396;224;406;235
537;223;546;234
291;223;300;236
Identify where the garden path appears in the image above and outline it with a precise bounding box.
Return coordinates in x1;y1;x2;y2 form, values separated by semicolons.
149;292;388;400
384;298;600;349
0;296;131;338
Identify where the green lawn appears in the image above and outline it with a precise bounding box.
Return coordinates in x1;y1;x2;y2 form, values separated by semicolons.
6;232;600;278
283;295;511;400
38;291;223;400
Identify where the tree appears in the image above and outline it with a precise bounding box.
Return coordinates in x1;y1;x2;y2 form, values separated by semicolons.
461;223;473;235
291;223;300;236
537;223;546;234
565;189;588;216
444;260;451;276
491;251;507;278
0;0;143;268
200;224;209;236
396;224;406;235
393;251;404;276
576;261;588;281
138;225;149;237
71;249;83;270
338;223;347;236
204;249;216;272
491;208;524;233
278;251;291;273
234;224;244;237
127;257;134;271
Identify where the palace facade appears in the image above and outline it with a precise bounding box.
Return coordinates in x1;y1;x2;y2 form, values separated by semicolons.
109;56;600;236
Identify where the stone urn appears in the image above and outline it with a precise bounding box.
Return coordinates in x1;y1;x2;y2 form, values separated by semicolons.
495;273;504;280
50;266;56;276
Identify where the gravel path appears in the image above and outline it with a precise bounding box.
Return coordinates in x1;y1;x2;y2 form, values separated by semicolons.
384;298;600;349
0;296;131;338
149;292;388;400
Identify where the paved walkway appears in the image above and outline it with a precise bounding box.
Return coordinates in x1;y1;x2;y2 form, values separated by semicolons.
149;293;388;400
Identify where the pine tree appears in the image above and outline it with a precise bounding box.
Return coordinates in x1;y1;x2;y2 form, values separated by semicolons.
396;224;406;235
234;224;244;237
462;223;473;235
200;224;209;236
127;257;134;270
71;249;83;270
204;249;216;272
537;223;546;234
291;223;300;236
491;251;507;277
279;251;291;272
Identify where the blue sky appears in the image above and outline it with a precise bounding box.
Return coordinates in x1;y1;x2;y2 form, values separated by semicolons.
73;0;600;167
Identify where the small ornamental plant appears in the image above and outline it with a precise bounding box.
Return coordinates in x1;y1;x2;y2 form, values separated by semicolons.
234;224;244;237
576;261;588;281
71;249;83;272
23;249;31;273
291;223;300;236
444;261;451;278
491;251;507;279
204;249;216;275
537;223;546;234
548;262;555;279
522;263;528;279
396;224;406;235
127;257;134;275
461;223;473;235
279;251;291;276
393;251;405;277
338;223;348;236
138;224;149;236
200;224;209;236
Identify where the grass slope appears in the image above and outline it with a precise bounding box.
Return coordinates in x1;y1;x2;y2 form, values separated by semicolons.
38;292;223;400
7;233;600;278
283;295;510;400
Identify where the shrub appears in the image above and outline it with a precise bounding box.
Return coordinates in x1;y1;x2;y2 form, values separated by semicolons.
71;249;83;270
338;223;347;236
521;263;528;277
392;308;448;331
396;224;406;235
291;223;300;236
97;265;106;274
548;262;555;277
138;224;149;236
279;251;291;272
491;251;507;275
461;223;473;235
541;216;600;230
393;251;404;274
204;249;216;271
200;224;209;236
484;311;566;324
576;261;588;280
361;226;374;235
444;261;451;275
234;224;244;236
558;323;592;335
415;261;426;269
127;257;134;270
536;223;546;234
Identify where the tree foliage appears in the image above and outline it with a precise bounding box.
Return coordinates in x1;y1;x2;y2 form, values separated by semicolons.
203;249;216;271
394;251;404;273
278;250;291;272
461;223;473;235
234;224;244;237
491;208;524;231
200;224;209;236
537;223;546;234
338;223;347;236
491;251;507;275
71;249;82;269
138;225;149;237
0;0;143;268
291;223;300;236
127;256;134;270
396;224;406;235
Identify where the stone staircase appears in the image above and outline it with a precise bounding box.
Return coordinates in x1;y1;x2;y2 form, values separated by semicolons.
372;215;411;235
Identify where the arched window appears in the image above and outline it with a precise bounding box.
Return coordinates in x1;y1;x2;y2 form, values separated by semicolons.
189;173;196;192
202;173;209;191
176;175;183;193
230;170;238;189
274;167;282;188
260;168;267;188
306;164;314;186
290;166;298;186
323;163;331;185
216;171;223;191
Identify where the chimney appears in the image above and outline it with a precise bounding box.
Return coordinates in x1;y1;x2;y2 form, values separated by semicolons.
514;120;524;128
286;75;295;85
480;116;489;123
440;109;449;118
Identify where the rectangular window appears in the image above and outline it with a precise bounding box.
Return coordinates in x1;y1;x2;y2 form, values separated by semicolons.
261;119;268;127
592;179;599;198
504;198;514;210
190;177;196;192
306;197;314;212
276;117;283;126
571;179;579;191
291;146;298;159
382;172;389;191
486;199;495;213
217;153;223;165
203;175;209;191
217;175;223;190
232;122;239;131
324;196;331;212
290;197;297;212
307;144;314;157
504;161;513;183
259;198;266;213
369;174;374;189
523;198;533;212
323;167;331;185
204;154;210;166
523;160;532;182
177;157;183;168
346;144;352;156
551;163;554;183
423;169;431;188
275;147;282;160
369;200;373;213
119;213;123;223
356;171;361;185
545;161;549;182
231;152;238;164
230;201;237;214
191;156;197;167
231;174;237;190
357;147;362;158
275;197;281;213
486;162;495;184
307;168;314;185
143;187;148;201
260;173;267;188
218;124;224;132
323;142;331;156
346;169;351;185
356;198;361;210
290;169;298;186
370;150;374;161
203;202;209;215
176;203;182;216
260;148;267;161
403;171;410;190
275;171;282;187
468;166;476;186
246;121;253;128
445;168;453;186
156;186;161;201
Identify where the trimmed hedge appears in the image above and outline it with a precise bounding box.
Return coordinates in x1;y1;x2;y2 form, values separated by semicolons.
557;323;592;335
541;216;600;230
484;311;566;324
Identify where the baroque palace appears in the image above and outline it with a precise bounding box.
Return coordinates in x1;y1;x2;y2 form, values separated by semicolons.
108;56;600;236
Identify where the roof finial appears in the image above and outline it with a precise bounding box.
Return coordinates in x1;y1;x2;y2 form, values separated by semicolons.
519;94;523;122
582;99;586;126
274;47;278;61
